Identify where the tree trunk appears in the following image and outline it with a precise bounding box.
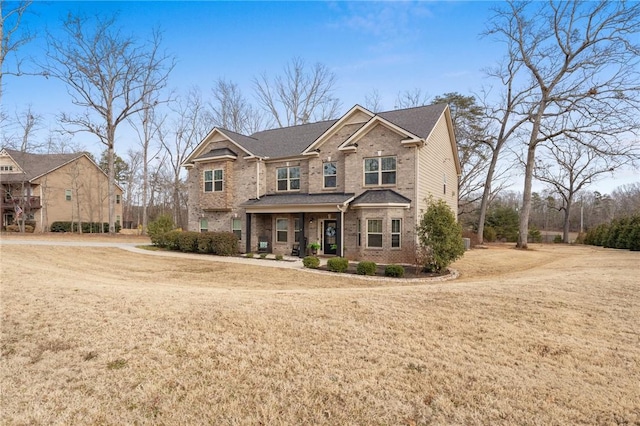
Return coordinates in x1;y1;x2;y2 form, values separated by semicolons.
476;147;500;245
108;143;115;234
563;199;572;243
518;144;538;249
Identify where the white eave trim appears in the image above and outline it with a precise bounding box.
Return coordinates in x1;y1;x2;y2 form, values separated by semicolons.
244;203;344;214
191;155;237;163
351;202;411;209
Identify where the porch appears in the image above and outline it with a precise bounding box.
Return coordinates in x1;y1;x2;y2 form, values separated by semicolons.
241;192;355;258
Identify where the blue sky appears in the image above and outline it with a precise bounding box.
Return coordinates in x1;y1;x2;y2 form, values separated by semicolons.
2;1;637;192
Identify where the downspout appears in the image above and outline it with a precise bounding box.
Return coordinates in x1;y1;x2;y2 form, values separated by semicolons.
336;196;355;258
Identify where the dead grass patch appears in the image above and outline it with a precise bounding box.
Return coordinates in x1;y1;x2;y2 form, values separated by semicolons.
1;241;639;424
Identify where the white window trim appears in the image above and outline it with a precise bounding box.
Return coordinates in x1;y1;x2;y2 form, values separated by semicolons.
366;218;383;249
204;170;213;193
276;166;301;192
323;161;337;189
363;156;397;187
275;218;289;243
231;218;241;240
65;189;72;201
391;218;402;249
213;169;224;192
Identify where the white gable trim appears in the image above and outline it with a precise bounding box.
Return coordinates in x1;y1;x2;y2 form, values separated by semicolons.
338;116;422;151
182;128;256;166
302;105;374;155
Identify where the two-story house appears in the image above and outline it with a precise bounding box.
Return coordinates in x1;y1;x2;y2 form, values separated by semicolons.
0;148;123;232
182;104;460;264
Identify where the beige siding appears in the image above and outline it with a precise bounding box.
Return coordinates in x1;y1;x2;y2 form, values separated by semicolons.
416;114;459;225
31;156;122;232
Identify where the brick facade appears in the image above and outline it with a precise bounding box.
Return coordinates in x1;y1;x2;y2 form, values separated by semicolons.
184;105;460;264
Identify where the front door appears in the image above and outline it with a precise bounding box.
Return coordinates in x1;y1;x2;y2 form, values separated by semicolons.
324;220;337;255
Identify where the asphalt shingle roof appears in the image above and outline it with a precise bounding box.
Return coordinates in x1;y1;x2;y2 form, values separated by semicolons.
241;192;355;208
195;147;238;161
222;104;446;159
351;189;412;205
1;148;83;183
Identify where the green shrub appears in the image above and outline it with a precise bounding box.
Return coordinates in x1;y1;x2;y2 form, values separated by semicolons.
246;252;254;258
303;256;320;269
211;232;238;256
417;197;465;273
275;254;283;261
327;257;349;273
553;234;563;244
384;264;405;278
356;261;377;276
147;214;175;246
177;231;199;252
486;206;519;242
528;225;542;243
483;226;497;243
5;224;34;233
50;221;116;233
163;230;182;250
197;232;215;253
260;253;268;259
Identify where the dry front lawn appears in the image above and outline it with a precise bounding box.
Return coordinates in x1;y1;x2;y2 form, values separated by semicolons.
1;239;639;425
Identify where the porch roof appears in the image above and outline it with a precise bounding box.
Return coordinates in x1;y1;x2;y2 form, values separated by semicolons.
350;189;412;208
241;192;355;213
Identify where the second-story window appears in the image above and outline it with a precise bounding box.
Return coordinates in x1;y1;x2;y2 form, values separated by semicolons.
277;166;300;191
65;189;72;201
323;162;337;188
364;156;396;186
204;169;224;192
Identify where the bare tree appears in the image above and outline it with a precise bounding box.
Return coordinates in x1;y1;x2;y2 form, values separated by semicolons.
612;183;640;219
474;47;534;244
534;130;638;242
0;0;34;102
487;0;640;248
364;89;383;113
41;13;173;233
431;92;489;218
254;57;341;127
209;78;262;134
394;88;430;109
128;81;167;233
5;106;41;232
159;87;209;227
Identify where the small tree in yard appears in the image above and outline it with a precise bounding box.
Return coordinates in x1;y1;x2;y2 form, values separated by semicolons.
417;198;465;273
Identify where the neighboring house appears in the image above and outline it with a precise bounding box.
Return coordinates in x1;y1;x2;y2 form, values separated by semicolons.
0;148;123;232
182;104;460;264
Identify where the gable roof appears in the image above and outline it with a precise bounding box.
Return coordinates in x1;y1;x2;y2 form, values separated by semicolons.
0;148;84;183
377;104;447;140
351;189;412;208
244;119;339;158
183;103;455;165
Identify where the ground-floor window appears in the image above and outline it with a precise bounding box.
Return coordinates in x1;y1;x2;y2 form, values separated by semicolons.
232;218;241;240
276;218;288;243
357;219;361;247
391;219;402;248
367;219;383;248
200;218;208;232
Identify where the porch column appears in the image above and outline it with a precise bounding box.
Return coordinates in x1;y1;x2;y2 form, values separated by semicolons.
336;212;342;257
245;213;252;253
299;212;305;258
